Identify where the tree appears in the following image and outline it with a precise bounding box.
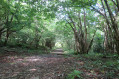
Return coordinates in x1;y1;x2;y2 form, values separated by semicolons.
91;0;119;54
66;9;97;54
62;0;119;54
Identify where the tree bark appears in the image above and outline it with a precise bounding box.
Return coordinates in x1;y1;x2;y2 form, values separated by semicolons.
67;11;96;54
87;30;97;53
91;0;119;54
4;29;10;46
104;0;119;54
116;0;119;11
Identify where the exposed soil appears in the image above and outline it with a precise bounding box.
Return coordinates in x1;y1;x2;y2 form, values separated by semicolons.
0;49;78;79
0;49;118;79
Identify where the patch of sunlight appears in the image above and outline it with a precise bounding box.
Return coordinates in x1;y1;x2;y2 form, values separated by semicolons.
24;56;43;62
17;58;23;61
21;63;29;66
29;68;37;72
116;15;119;22
76;61;84;65
25;58;40;62
25;56;39;59
55;42;62;47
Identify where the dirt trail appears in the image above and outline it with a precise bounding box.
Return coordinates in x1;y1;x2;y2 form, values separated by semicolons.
51;48;64;54
0;49;77;79
0;49;117;79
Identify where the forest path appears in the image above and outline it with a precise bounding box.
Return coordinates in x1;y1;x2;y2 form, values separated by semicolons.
51;48;64;55
0;48;112;79
0;49;77;79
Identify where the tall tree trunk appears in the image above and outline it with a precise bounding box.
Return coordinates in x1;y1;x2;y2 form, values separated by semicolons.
104;0;119;54
83;9;88;53
0;32;2;41
92;0;119;54
86;30;96;53
4;29;10;46
116;0;119;11
67;11;96;54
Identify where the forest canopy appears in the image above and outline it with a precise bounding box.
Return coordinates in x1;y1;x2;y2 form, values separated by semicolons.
0;0;119;54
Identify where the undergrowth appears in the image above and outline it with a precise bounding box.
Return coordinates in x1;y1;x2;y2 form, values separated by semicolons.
0;46;48;56
67;52;119;79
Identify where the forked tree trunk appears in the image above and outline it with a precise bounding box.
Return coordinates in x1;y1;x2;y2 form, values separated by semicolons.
67;11;96;54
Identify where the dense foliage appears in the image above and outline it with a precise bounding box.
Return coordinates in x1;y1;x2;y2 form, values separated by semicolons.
0;0;119;54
